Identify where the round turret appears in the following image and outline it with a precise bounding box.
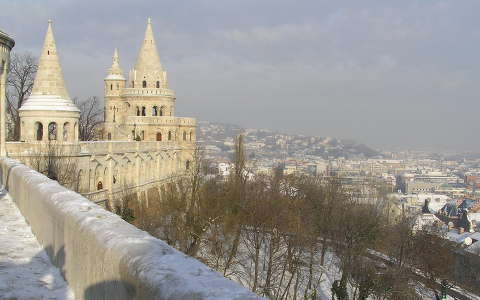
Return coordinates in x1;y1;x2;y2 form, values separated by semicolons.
19;20;80;143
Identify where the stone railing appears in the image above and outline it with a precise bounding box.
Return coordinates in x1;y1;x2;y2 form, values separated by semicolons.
0;158;262;300
121;87;175;97
127;116;196;127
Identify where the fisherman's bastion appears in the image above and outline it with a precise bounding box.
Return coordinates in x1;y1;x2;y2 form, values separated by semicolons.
1;19;196;207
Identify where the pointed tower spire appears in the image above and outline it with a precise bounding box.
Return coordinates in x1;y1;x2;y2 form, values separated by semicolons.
30;19;70;99
130;18;164;88
106;48;125;80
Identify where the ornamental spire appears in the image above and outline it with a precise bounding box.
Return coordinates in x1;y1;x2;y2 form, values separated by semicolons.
105;48;125;80
30;19;70;99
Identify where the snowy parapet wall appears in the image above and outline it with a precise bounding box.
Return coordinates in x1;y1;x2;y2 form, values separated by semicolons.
0;158;262;300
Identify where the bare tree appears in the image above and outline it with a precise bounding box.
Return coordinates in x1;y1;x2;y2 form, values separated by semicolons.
6;52;38;140
27;142;79;191
74;96;104;141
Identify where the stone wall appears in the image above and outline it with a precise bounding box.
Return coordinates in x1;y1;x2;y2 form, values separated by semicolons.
0;158;261;300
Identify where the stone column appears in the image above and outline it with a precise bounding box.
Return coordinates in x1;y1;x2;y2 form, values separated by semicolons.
0;59;7;156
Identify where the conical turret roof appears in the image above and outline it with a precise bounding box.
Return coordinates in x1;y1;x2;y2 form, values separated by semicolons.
20;20;79;112
129;18;164;86
135;18;163;73
105;48;125;80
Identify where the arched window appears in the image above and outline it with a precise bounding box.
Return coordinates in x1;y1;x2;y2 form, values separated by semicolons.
47;50;50;55
159;106;164;116
156;132;162;141
183;131;187;141
156;81;160;88
35;122;43;141
48;122;57;140
168;131;172;141
110;84;113;91
136;106;140;116
152;106;158;116
186;160;190;170
107;133;112;140
142;80;147;88
141;107;146;116
132;130;135;140
63;122;70;141
74;122;77;140
97;181;103;190
189;131;192;141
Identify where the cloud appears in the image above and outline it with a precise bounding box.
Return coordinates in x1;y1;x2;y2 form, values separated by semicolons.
1;0;479;151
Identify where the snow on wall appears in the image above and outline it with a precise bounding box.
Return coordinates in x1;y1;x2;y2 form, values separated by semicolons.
0;158;262;300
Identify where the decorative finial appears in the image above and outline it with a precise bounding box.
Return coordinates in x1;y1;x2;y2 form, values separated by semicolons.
147;17;151;24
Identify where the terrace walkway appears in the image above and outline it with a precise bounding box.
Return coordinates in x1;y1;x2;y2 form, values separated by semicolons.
0;190;74;299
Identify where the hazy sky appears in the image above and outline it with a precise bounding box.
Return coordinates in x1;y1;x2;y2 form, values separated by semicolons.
1;0;479;151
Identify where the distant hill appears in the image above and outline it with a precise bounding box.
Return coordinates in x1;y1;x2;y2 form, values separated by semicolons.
197;121;383;160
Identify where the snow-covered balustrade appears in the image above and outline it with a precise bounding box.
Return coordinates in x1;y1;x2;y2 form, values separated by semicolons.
0;158;262;300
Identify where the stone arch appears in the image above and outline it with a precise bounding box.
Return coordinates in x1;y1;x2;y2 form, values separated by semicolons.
159;106;165;116
141;106;146;116
48;122;57;140
34;122;43;141
63;122;70;141
77;169;84;193
152;106;158;116
97;181;103;190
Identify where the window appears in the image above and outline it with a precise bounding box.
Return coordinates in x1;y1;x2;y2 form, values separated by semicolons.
156;132;162;141
142;80;147;88
186;160;190;170
159;106;164;116
132;130;135;140
97;181;103;190
110;84;113;91
107;133;112;140
152;106;158;116
141;131;145;140
136;106;140;116
183;131;187;141
156;81;160;88
168;131;172;141
47;50;50;55
189;131;192;141
63;122;70;141
35;122;43;141
141;107;146;116
48;122;57;140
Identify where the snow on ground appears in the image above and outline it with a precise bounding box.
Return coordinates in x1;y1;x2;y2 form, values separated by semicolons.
0;189;74;300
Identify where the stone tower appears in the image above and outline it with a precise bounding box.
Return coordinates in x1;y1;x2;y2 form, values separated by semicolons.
19;20;80;143
104;48;126;137
103;18;195;143
0;30;15;156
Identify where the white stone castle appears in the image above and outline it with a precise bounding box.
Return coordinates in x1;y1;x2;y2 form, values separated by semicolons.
5;19;196;206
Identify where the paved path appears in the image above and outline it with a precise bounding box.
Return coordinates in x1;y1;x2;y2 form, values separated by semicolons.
0;190;74;300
